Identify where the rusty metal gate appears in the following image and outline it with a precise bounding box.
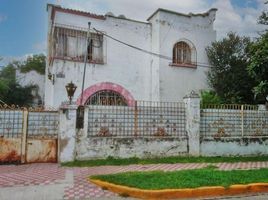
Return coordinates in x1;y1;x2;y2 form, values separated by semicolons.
0;109;23;163
0;107;59;164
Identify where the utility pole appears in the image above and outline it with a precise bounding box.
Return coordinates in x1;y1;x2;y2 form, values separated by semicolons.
76;22;91;129
80;22;91;105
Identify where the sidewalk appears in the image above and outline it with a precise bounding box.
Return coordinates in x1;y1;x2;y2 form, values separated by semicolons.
1;162;268;200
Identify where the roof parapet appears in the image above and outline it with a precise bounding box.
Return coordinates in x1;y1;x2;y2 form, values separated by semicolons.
147;8;218;21
47;3;106;20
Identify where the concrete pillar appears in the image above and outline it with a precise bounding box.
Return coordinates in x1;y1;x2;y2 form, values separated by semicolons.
183;91;200;156
59;105;77;162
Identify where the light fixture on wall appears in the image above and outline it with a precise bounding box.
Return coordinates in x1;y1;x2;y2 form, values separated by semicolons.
48;72;55;84
65;81;77;104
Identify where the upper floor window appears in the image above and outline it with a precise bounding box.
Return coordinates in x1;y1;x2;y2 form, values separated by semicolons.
171;41;196;67
51;26;104;64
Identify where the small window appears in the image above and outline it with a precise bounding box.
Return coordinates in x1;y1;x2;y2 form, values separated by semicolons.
173;41;191;64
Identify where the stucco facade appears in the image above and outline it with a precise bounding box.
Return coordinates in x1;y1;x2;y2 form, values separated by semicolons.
45;4;217;107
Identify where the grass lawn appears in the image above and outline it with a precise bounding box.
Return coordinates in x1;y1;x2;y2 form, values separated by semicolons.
90;166;268;190
62;156;268;167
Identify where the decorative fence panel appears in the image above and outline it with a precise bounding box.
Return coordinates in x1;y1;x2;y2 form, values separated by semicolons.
27;111;59;138
87;101;186;138
0;110;24;138
200;105;268;138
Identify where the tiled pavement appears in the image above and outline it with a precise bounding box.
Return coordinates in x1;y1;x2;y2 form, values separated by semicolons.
0;163;65;188
1;162;268;199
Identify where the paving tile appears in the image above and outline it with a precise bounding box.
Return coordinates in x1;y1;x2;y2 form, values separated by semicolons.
1;161;268;199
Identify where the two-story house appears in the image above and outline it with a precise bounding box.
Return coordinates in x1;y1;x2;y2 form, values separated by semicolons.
45;4;217;107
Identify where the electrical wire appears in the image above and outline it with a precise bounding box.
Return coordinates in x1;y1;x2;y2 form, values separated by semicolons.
93;27;212;68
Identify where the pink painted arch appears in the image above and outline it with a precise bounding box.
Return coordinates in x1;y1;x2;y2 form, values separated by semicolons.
76;82;135;106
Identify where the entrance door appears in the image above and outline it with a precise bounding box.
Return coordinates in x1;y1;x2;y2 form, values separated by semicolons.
25;111;59;163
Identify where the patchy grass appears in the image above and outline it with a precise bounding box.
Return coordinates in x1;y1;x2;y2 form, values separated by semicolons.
62;156;268;167
90;167;268;190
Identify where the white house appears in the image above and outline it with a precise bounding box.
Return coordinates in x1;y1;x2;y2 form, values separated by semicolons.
45;4;217;107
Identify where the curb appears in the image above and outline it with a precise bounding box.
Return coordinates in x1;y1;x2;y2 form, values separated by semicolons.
89;179;268;199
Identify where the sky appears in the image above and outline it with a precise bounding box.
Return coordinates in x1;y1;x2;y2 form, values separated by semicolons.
0;0;267;66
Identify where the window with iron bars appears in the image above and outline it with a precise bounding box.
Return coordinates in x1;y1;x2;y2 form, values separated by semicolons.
173;41;191;64
52;26;104;64
172;41;197;67
86;90;128;106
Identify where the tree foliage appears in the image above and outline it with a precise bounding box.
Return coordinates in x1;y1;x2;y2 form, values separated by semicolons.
247;3;268;103
206;32;256;104
258;1;268;26
200;90;222;107
248;33;268;102
19;54;46;75
0;61;36;106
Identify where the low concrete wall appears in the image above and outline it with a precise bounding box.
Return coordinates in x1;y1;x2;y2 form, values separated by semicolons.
201;137;268;156
76;137;188;160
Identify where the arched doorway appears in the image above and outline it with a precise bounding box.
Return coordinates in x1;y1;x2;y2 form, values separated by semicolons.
76;82;135;106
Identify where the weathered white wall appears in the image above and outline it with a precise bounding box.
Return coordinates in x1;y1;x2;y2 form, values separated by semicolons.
58;105;77;162
46;7;152;107
76;137;188;159
16;70;45;104
201;138;268;156
45;5;217;107
184;91;200;156
149;9;216;102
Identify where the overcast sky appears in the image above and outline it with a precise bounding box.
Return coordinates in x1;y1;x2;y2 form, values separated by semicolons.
0;0;267;66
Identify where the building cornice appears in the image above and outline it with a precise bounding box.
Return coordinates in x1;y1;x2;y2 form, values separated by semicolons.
147;8;218;21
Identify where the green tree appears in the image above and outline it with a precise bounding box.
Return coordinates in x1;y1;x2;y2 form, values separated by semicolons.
206;32;256;104
200;90;222;107
19;54;46;74
248;3;268;103
258;1;268;26
0;61;36;106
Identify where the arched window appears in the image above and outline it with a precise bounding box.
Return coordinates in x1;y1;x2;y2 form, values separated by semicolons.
86;90;128;106
172;41;192;65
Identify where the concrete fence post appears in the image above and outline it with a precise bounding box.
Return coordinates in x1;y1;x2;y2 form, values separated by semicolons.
59;104;77;162
183;91;200;156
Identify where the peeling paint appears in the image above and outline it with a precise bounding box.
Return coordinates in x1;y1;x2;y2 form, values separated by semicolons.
26;139;57;163
0;138;21;163
76;137;188;160
201;138;268;156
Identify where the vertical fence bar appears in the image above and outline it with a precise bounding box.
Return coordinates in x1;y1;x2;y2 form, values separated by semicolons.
241;105;244;137
21;109;28;164
134;101;138;137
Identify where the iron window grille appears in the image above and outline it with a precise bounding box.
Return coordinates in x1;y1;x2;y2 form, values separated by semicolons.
50;24;104;64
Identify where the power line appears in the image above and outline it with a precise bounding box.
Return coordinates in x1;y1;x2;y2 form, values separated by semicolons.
93;27;212;68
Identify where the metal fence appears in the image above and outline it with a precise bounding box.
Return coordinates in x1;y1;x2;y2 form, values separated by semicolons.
0;108;59;138
87;101;186;137
0;109;24;138
27;111;59;138
200;104;268;138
